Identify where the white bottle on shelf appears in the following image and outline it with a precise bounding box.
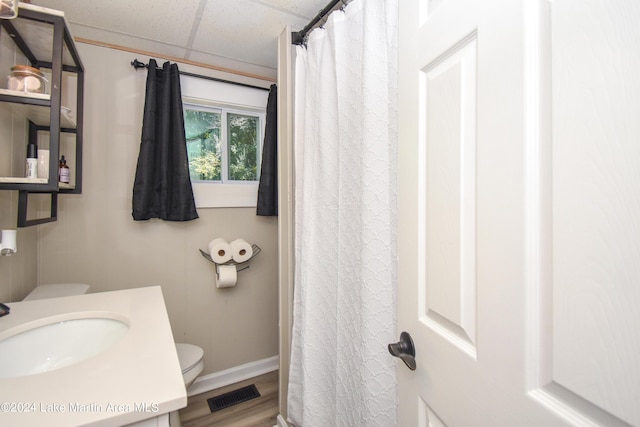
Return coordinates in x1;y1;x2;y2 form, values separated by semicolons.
26;143;37;179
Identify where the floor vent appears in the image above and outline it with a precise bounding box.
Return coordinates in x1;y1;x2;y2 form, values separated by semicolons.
207;384;261;413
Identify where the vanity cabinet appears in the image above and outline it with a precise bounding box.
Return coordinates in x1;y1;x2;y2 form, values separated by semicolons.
0;4;84;226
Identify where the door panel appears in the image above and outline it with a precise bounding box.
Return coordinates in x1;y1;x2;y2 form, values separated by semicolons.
398;0;640;426
527;1;640;426
422;34;477;357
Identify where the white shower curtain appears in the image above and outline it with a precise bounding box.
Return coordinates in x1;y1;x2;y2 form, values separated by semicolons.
288;1;398;426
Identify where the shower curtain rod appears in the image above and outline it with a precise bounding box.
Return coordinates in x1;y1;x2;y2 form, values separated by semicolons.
130;59;270;91
292;0;352;45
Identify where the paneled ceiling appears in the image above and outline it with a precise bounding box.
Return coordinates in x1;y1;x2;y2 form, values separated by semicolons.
28;0;332;78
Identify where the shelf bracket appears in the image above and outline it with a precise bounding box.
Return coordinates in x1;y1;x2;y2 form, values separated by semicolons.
17;190;58;228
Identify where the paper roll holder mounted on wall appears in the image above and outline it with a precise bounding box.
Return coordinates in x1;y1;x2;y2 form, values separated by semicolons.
199;244;261;273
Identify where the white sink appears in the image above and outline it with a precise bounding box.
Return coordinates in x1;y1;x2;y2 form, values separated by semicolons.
0;314;129;379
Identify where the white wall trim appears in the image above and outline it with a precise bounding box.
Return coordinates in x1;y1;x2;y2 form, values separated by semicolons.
192;182;259;208
276;24;295;421
187;355;279;397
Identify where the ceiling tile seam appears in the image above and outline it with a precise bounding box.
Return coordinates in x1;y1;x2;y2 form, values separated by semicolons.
184;0;209;60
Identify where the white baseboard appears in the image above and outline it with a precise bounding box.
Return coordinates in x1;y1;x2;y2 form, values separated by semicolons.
187;355;279;397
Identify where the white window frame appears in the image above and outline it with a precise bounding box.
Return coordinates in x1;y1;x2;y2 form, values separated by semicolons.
180;75;269;208
184;103;265;184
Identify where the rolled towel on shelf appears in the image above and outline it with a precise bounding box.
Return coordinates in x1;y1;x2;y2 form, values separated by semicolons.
207;238;232;264
230;238;253;263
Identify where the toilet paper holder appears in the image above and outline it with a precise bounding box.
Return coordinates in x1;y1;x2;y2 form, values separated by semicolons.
199;244;261;270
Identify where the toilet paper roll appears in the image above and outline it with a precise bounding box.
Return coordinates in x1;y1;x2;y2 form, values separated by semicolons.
216;264;237;288
230;238;253;263
207;238;232;264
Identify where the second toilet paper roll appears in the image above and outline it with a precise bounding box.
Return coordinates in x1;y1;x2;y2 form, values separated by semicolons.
216;264;237;288
230;238;253;263
208;238;232;264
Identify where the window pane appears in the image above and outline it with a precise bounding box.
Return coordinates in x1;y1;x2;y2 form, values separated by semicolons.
227;113;259;181
184;108;221;181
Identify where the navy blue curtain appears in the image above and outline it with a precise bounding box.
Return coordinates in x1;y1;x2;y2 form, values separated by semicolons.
257;84;278;216
132;59;198;221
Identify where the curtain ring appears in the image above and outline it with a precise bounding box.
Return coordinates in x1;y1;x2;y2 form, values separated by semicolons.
319;15;328;28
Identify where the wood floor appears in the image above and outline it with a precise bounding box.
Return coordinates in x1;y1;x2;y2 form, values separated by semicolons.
179;370;279;427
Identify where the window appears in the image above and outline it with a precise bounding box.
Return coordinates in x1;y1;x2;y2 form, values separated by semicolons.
227;113;260;181
184;105;263;183
180;74;269;208
185;107;221;180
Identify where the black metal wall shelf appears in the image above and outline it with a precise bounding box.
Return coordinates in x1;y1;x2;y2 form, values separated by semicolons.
0;4;85;227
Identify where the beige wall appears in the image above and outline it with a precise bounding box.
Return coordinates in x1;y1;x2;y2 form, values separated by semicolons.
0;192;38;303
36;43;279;375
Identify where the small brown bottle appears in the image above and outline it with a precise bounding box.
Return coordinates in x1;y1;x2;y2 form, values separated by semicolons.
59;155;70;184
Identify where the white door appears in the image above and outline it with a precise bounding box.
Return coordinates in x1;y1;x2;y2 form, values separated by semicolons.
396;0;640;426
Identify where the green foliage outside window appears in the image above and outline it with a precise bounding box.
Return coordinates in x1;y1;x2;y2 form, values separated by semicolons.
228;113;258;181
184;107;261;182
189;151;221;180
185;109;221;180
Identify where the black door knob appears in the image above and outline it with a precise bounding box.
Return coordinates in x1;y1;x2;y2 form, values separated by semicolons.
388;331;416;370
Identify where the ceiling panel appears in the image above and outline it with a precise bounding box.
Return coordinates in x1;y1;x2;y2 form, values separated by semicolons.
32;0;202;46
27;0;331;75
250;0;335;19
193;0;309;69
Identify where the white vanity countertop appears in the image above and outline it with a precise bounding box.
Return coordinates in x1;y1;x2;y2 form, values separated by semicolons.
0;286;187;426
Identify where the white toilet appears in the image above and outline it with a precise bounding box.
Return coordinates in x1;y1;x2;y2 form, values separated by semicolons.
176;343;204;389
171;343;204;426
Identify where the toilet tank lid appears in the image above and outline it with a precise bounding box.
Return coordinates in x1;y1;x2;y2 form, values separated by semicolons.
176;343;204;373
23;283;90;301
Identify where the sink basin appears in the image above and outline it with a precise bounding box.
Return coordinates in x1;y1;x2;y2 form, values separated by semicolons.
0;314;129;379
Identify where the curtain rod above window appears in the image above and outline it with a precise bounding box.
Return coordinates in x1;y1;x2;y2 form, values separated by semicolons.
130;59;270;92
